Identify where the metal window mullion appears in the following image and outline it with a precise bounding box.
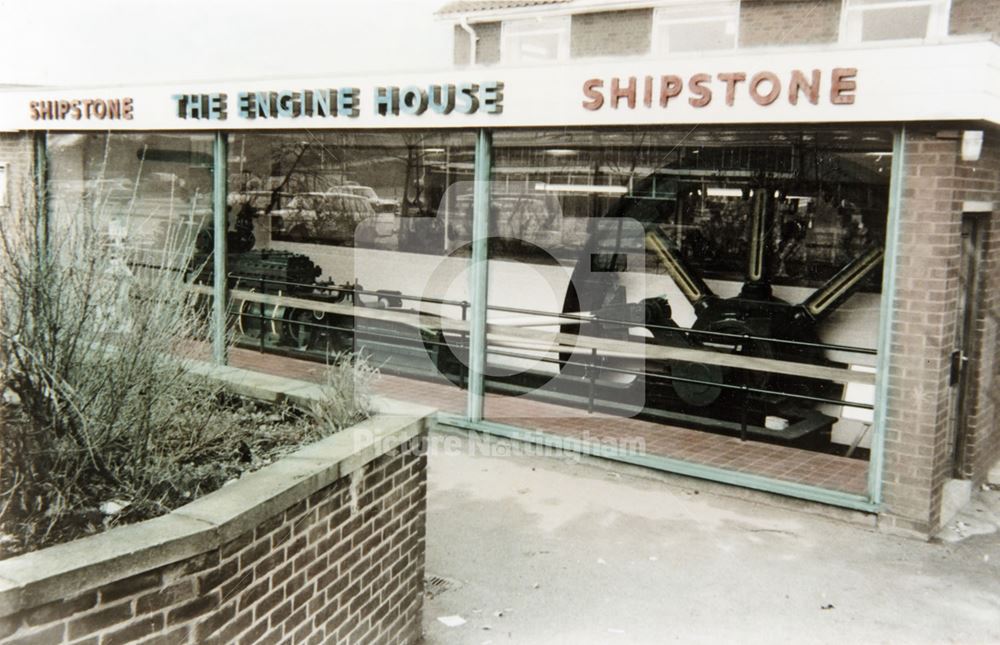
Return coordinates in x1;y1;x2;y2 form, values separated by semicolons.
466;129;492;423
212;132;228;365
868;127;906;506
33;132;48;255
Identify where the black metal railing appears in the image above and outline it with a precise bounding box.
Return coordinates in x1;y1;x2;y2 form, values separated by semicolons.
223;272;876;447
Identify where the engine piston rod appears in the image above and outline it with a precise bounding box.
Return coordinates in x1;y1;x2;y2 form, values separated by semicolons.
799;246;884;321
645;231;715;307
746;189;771;284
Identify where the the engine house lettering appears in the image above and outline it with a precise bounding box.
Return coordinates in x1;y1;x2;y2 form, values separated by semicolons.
374;83;502;116
236;89;361;119
172;93;227;120
482;81;504;115
455;83;480;115
399;86;429;115
429;85;457;114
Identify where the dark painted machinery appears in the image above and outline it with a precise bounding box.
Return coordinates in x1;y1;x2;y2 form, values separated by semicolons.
188;199;451;373
557;175;883;443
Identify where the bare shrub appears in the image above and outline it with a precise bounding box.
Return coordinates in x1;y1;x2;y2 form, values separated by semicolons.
0;182;228;545
306;351;379;432
0;174;374;556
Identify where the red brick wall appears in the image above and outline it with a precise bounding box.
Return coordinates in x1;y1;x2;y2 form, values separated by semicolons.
571;9;652;58
950;0;1000;40
453;22;501;65
740;0;842;47
0;437;427;645
451;0;1000;65
454;24;471;65
881;127;1000;535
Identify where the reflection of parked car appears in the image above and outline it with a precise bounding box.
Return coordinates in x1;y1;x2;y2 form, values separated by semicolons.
271;191;376;244
230;189;295;213
454;193;561;244
331;184;399;214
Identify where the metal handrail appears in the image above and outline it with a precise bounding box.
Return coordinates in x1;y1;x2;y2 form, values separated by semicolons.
482;346;873;411
484;301;877;356
219;273;877;357
220;285;874;388
225;272;470;309
233;302;874;416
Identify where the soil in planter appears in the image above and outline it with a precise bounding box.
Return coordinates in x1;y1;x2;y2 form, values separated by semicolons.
0;390;345;560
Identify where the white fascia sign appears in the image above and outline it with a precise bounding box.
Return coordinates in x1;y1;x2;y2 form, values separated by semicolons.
0;41;997;131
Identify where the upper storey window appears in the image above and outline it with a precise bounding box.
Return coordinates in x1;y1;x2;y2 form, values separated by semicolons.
501;16;571;64
840;0;951;43
653;1;739;54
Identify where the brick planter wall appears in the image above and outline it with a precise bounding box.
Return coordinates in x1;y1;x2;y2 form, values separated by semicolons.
0;367;433;645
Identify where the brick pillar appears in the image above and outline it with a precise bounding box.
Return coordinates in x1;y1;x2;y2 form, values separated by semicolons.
881;128;1000;536
953;135;1000;484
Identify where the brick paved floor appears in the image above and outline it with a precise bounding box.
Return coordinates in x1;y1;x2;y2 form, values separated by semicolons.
229;347;869;496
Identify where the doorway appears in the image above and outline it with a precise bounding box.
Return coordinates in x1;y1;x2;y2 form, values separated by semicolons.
949;213;985;478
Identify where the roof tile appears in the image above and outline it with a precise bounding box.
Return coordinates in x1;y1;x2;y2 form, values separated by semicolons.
436;0;573;16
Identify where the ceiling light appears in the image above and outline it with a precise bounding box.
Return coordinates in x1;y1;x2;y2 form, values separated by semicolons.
534;182;627;195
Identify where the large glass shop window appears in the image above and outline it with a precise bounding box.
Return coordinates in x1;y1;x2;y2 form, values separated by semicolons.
224;132;476;411
45;133;216;347
481;127;891;497
47;133;214;267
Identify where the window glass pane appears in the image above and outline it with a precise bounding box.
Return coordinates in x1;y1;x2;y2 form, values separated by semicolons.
514;32;562;61
861;5;931;40
504;17;568;62
483;127;893;497
655;1;739;53
661;20;736;52
47;133;214;270
504;16;568;34
225;132;476;410
43;133;215;357
657;2;737;20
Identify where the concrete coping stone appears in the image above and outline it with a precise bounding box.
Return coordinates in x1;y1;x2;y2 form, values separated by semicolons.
0;362;435;618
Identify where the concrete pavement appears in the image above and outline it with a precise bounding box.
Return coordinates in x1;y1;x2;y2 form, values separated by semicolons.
421;427;1000;645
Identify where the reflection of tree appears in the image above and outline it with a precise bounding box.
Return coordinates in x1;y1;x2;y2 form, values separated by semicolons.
399;134;426;218
233;134;342;206
265;141;313;213
599;131;649;188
